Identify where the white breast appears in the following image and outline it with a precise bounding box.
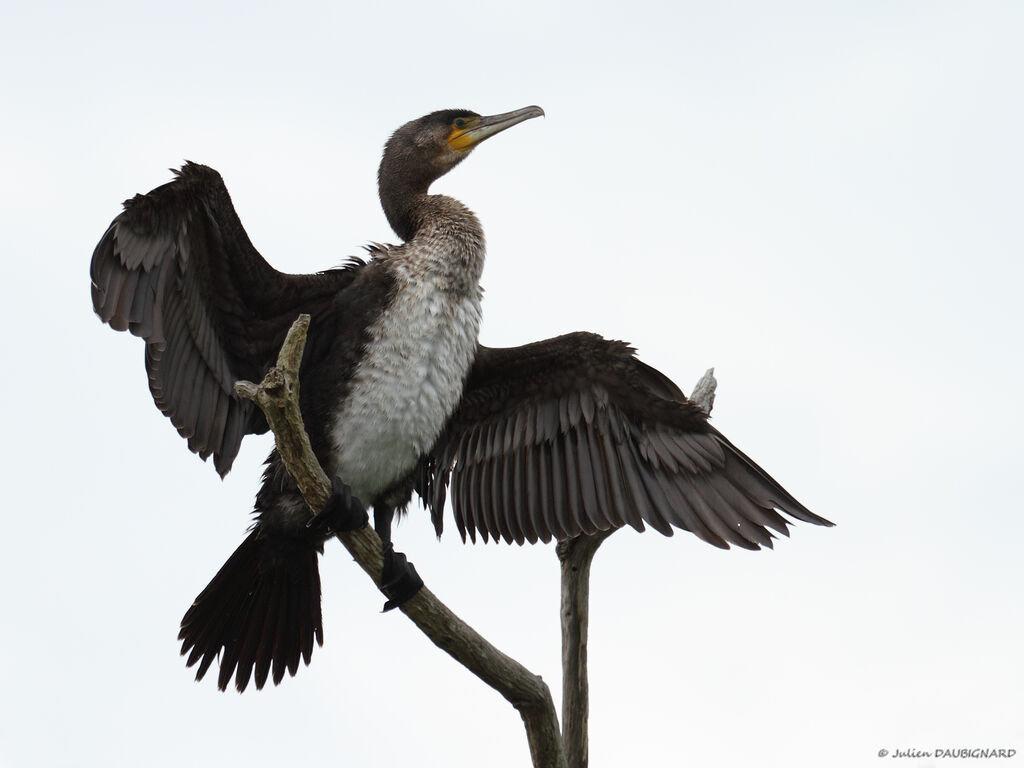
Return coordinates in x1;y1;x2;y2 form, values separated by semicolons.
328;263;483;504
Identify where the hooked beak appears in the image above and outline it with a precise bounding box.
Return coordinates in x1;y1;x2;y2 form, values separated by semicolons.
448;105;545;152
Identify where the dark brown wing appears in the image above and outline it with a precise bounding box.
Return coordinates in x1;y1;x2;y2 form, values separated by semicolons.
422;332;832;547
90;162;362;475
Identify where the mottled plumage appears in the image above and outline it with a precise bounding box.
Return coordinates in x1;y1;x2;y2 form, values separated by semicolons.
90;104;831;694
329;202;485;503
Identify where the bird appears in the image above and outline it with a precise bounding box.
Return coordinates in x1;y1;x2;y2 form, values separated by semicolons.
90;105;833;694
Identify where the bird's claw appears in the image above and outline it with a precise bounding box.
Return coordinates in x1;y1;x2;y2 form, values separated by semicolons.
306;476;368;534
380;543;424;612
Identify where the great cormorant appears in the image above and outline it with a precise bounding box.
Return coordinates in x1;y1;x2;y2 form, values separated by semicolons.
90;105;832;693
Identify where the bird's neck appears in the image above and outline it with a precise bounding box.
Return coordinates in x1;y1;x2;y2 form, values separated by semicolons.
398;194;486;295
378;187;484;288
380;172;473;236
378;170;426;240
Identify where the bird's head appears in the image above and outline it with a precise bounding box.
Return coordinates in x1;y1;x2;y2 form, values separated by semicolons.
382;106;545;186
378;106;544;239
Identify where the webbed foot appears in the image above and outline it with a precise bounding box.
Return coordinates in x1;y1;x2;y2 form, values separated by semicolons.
381;543;424;612
306;476;368;535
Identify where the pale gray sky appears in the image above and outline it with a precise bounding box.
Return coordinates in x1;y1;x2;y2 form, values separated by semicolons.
2;2;1022;767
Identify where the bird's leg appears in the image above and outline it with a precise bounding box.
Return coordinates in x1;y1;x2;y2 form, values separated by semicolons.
374;504;424;612
306;476;369;534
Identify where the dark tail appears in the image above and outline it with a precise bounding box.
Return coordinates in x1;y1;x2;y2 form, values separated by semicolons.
179;528;324;693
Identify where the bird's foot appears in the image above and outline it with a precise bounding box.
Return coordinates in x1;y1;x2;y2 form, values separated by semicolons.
306;476;368;535
380;543;423;612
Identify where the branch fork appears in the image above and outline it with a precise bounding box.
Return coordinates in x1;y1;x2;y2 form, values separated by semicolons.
234;314;567;768
234;315;717;768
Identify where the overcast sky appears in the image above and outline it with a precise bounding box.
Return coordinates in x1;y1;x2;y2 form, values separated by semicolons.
2;2;1022;767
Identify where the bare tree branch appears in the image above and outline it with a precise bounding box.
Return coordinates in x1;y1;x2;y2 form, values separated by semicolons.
556;366;718;768
689;367;717;415
235;314;567;768
557;531;611;768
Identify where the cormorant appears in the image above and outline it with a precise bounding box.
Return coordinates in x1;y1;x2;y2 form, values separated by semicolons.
90;105;832;693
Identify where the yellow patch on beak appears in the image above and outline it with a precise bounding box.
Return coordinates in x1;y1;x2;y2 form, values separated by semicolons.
447;120;481;152
446;107;544;153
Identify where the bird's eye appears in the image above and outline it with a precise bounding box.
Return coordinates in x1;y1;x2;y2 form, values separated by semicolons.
454;118;467;129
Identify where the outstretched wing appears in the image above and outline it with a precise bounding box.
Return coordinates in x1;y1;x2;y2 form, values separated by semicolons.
90;162;362;476
422;332;832;548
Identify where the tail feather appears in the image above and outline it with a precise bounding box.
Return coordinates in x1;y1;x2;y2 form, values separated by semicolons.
179;529;323;692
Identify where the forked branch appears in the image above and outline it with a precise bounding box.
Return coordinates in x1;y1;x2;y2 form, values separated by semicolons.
235;314;566;768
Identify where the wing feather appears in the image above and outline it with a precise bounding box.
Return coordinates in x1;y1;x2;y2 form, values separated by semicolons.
561;430;589;535
597;418;638;532
513;447;536;541
91;162;361;475
654;472;727;548
534;441;557;544
573;427;602;529
425;332;831;549
622;435;673;536
580;420;614;531
467;455;487;543
501;446;527;543
453;459;471;542
548;433;573;539
516;445;537;545
488;456;508;543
